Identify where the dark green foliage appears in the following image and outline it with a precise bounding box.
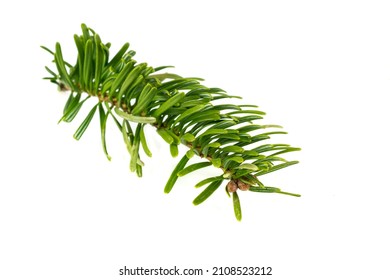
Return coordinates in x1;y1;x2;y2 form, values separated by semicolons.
43;24;300;221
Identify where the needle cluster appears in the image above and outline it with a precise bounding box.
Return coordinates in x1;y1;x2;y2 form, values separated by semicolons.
42;24;300;221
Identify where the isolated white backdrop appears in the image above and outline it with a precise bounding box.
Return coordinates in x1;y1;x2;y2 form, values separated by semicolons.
1;0;389;279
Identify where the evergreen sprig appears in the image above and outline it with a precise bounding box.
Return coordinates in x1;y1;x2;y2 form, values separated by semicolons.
42;24;300;221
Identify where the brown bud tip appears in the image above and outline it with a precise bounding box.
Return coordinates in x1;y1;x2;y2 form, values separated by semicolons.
237;180;250;191
227;180;238;193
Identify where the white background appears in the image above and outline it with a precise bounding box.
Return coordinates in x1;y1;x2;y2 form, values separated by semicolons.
1;0;390;279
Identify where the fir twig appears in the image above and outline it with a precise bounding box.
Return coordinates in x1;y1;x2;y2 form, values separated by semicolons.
42;23;301;221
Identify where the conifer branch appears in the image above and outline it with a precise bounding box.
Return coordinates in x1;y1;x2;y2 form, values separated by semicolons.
42;24;301;221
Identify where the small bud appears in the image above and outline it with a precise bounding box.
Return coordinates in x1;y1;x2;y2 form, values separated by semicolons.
237;180;250;191
227;180;238;193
